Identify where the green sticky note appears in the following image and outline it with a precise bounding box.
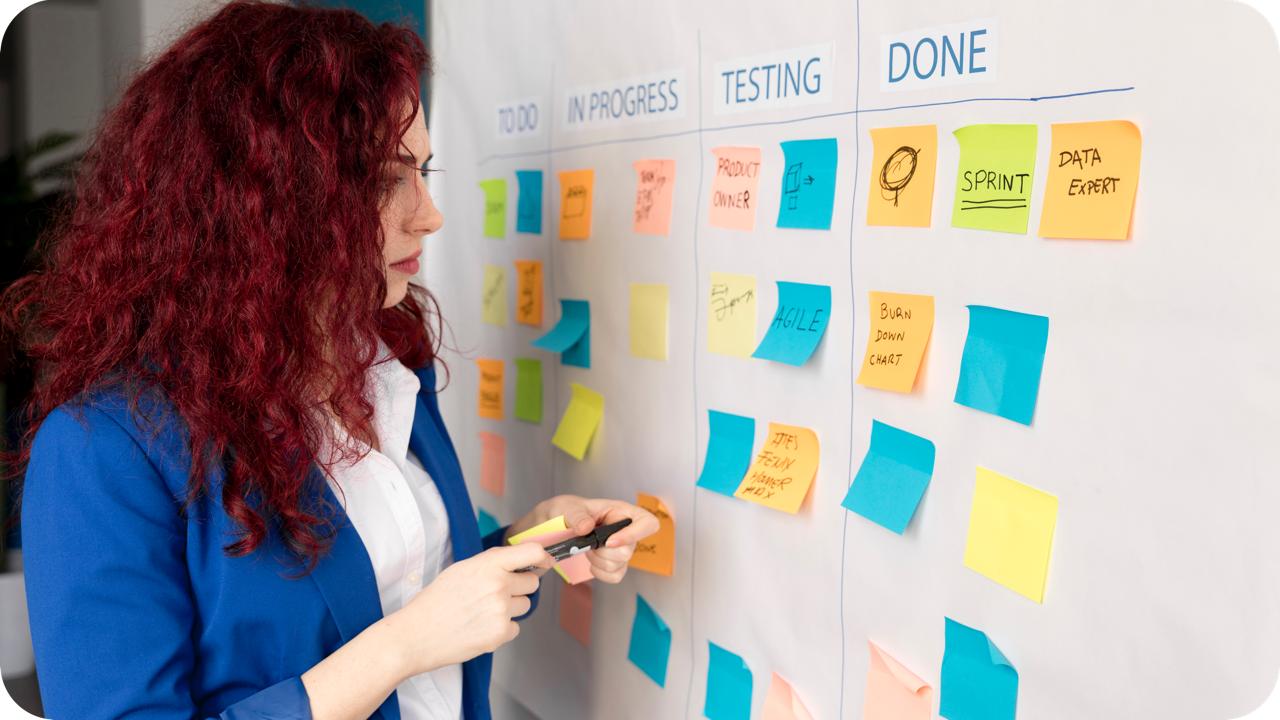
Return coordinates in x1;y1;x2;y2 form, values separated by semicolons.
552;383;604;461
951;124;1038;234
481;264;507;326
514;357;543;423
479;178;507;238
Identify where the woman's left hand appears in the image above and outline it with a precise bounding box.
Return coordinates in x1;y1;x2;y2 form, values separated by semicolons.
506;495;660;584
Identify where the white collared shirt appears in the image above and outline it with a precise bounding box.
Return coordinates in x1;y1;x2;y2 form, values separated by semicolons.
317;345;461;720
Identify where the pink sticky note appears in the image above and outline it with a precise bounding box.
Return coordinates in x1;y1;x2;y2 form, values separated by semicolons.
478;431;505;497
863;642;931;720
709;146;762;231
762;672;813;720
559;581;593;646
633;159;676;236
522;528;594;584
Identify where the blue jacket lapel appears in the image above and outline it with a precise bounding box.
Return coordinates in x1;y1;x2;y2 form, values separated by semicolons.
408;366;482;562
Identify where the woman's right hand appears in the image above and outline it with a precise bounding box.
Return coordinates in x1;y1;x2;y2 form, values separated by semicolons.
386;541;553;678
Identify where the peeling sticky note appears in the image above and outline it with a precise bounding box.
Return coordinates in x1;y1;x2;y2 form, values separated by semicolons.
628;594;671;687
514;357;543;424
777;138;838;230
963;467;1058;603
705;642;753;720
1039;120;1141;240
532;299;590;368
954;305;1049;426
478;431;505;497
476;358;503;419
735;422;819;514
751;281;831;366
477;508;500;538
515;169;543;234
842;420;935;534
709;146;762;231
558;169;594;240
481;264;507;326
629;493;674;576
634;159;676;236
551;383;604;461
856;291;934;393
940;618;1018;720
863;642;931;720
508;515;593;584
478;178;507;238
708;272;758;357
629;283;669;361
514;260;543;326
867;125;938;227
697;410;755;497
951;124;1038;234
560;581;592;647
762;672;814;720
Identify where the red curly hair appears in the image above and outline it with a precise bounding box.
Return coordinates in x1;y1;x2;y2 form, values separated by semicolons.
1;0;442;567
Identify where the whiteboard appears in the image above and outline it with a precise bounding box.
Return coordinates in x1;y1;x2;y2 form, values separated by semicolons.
423;1;1280;717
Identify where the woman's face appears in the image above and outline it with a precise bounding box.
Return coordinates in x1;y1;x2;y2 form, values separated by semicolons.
380;101;443;309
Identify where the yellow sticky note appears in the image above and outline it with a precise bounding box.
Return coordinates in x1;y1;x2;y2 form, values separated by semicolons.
963;467;1059;603
709;146;761;231
735;422;819;514
708;272;757;357
762;672;814;720
634;159;676;236
863;642;931;720
476;358;503;419
481;264;507;326
629;493;674;577
551;383;604;461
629;283;669;361
508;515;593;584
867;125;938;227
558;169;594;240
514;260;543;326
1039;120;1142;240
856;292;935;393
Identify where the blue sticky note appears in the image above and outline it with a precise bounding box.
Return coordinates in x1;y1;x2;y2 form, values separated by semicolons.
532;299;590;368
940;618;1018;720
842;420;935;534
954;305;1050;426
704;642;752;720
477;508;500;538
776;138;838;230
751;281;831;366
515;170;543;234
627;594;672;687
696;410;755;497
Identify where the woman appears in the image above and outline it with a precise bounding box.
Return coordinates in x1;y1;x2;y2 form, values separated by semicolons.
1;2;658;719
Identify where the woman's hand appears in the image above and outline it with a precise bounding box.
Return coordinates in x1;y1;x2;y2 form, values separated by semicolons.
384;542;553;678
507;495;661;584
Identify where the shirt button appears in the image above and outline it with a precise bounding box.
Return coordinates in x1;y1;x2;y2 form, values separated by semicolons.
408;572;421;585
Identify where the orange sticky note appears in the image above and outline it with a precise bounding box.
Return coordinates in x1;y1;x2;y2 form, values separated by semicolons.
560;581;593;647
558;169;594;240
633;159;676;235
863;642;931;720
508;515;594;584
709;146;761;231
762;672;814;720
476;358;503;419
856;291;935;393
867;125;938;227
735;422;819;514
1038;120;1142;240
514;259;543;326
478;431;505;497
629;493;675;576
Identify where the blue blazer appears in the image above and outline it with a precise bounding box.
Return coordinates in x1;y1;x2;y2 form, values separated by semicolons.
21;364;531;720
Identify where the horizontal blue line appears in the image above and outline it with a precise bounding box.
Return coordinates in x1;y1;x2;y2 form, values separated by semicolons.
477;85;1134;164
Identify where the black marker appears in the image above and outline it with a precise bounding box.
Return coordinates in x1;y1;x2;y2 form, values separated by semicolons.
516;518;633;572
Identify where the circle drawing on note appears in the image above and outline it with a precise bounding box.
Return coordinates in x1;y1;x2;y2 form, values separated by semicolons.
879;145;920;207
